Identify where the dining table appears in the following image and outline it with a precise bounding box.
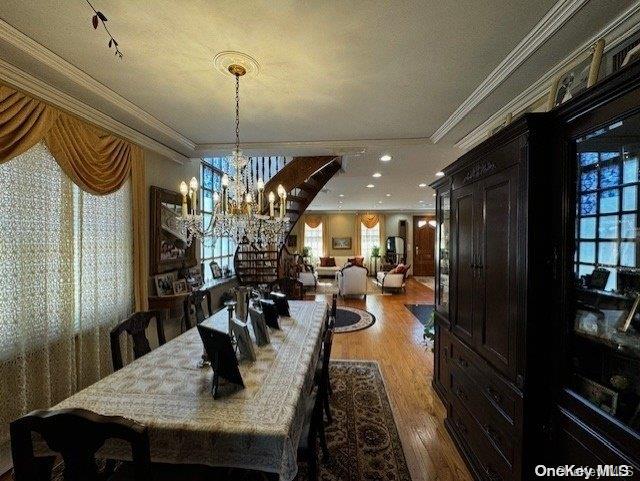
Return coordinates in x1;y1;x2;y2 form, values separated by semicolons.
53;299;328;481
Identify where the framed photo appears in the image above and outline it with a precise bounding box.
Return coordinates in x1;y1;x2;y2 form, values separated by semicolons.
186;266;203;290
332;237;352;250
286;234;297;248
230;319;256;362
210;261;222;279
196;324;244;398
249;306;270;346
173;279;188;295
574;375;618;415
154;272;177;296
548;39;605;109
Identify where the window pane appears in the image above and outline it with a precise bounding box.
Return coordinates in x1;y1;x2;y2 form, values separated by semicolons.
203;243;213;260
620;242;636;267
599;189;619;214
579;217;596;239
580;194;597;215
203;167;213;189
203;190;213;212
580;171;597;191
623;186;637;211
598;215;617;239
621;214;637;239
600;165;620;189
577;264;594;278
623;157;638;183
579;242;595;263
579;152;598;166
601;152;619;162
598;242;618;265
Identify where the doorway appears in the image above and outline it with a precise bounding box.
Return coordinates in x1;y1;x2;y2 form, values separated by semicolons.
413;215;435;276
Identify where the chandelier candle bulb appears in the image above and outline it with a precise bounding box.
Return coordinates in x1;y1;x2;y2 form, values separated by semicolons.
257;178;264;211
245;193;253;215
268;191;275;218
179;181;188;216
221;173;229;214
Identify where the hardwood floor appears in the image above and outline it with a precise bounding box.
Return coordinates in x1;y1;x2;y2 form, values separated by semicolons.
2;278;471;481
313;277;472;481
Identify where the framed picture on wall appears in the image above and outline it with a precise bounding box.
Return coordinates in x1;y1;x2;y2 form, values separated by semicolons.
150;186;197;275
332;237;352;250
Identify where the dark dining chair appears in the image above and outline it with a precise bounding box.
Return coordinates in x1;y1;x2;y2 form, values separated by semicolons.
183;290;210;330
267;277;305;300
298;331;331;479
110;310;166;371
317;324;334;424
10;408;152;481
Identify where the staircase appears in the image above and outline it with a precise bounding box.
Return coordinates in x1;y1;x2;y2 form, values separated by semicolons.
234;156;342;285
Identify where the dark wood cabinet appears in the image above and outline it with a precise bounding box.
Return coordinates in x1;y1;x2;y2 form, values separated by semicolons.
432;61;640;480
433;117;547;480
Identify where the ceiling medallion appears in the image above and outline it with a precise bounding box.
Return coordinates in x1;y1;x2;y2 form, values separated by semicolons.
213;51;260;78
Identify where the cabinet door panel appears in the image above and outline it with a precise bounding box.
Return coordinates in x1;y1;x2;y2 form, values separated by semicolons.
451;184;476;344
476;165;519;379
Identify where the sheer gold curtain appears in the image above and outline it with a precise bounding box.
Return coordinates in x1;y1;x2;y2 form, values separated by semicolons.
322;214;332;256
378;213;386;258
0;142;134;468
0;85;147;310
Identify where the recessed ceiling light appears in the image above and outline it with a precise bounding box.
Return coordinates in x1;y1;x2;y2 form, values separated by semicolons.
380;154;392;162
418;183;427;187
377;201;383;204
372;172;382;178
366;184;375;188
435;171;445;177
432;193;437;197
338;201;343;204
419;200;424;203
339;194;344;198
385;193;391;197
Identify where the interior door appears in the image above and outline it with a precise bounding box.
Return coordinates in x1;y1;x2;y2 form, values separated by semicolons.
475;164;519;380
451;184;477;345
413;215;435;276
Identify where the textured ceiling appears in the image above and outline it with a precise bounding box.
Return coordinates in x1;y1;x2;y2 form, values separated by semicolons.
0;0;555;144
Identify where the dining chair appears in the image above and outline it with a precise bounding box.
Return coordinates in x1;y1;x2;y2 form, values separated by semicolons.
318;325;334;425
110;310;166;371
267;277;305;300
183;290;210;330
10;408;152;481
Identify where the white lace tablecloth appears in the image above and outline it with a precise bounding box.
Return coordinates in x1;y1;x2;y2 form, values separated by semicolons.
54;300;327;480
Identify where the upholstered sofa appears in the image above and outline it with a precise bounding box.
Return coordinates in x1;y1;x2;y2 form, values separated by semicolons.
376;264;410;293
337;264;368;298
315;256;351;277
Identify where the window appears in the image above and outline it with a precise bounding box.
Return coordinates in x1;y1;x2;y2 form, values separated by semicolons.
304;223;323;261
575;149;638;291
201;158;235;281
361;222;380;264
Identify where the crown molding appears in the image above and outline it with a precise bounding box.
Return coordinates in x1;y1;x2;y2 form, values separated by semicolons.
0;18;196;154
430;0;587;144
195;137;432;156
455;1;640;151
0;58;188;163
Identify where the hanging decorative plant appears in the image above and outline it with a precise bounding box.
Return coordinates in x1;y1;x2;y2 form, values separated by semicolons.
85;0;123;58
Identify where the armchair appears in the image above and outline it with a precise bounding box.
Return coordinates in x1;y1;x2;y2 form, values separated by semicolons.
337;264;368;298
376;264;410;294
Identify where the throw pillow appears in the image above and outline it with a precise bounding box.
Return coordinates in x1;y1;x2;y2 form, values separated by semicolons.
327;257;336;267
348;256;364;267
319;257;329;267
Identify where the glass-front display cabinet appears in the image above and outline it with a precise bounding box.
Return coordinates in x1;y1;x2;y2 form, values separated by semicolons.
436;189;450;318
570;112;640;437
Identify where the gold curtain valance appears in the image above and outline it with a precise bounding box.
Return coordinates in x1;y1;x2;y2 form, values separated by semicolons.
305;215;323;229
1;85;139;195
0;84;147;309
361;214;380;229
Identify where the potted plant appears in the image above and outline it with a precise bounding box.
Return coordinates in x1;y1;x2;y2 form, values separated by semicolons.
371;245;381;258
302;246;311;262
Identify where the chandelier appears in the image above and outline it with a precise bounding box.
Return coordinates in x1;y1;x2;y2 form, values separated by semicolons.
177;63;289;248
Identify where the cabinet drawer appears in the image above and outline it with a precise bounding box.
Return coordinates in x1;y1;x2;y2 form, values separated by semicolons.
450;365;516;467
480;366;520;427
450;335;483;382
450;398;512;481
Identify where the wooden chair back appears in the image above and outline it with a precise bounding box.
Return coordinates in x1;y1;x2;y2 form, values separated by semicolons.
183;290;210;330
267;277;304;300
10;408;151;481
110;310;166;371
319;326;334;398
